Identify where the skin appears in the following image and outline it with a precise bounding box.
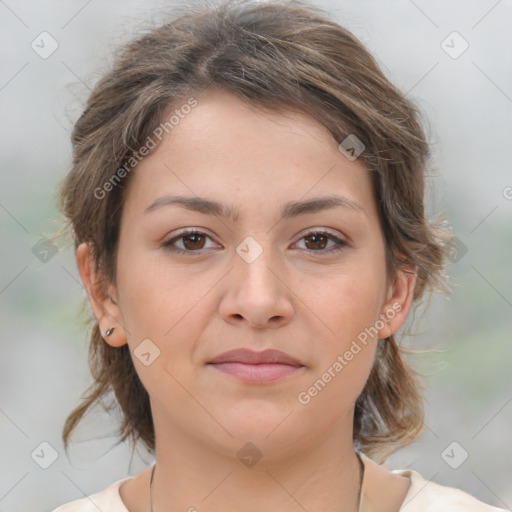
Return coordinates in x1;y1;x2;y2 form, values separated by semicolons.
77;88;415;512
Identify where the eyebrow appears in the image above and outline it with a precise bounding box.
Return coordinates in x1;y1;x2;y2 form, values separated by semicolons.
143;194;366;221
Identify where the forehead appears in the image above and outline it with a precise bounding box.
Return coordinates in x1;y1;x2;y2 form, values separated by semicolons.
122;88;377;222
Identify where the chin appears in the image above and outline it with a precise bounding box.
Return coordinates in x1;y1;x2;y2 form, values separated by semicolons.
222;406;302;447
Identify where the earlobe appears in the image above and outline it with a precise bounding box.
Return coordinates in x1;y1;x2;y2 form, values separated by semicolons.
76;242;127;347
378;266;417;339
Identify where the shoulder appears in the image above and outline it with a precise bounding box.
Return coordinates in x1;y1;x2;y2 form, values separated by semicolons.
50;476;132;512
392;467;509;512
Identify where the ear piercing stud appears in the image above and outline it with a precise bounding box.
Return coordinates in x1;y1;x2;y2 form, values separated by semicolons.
104;327;114;337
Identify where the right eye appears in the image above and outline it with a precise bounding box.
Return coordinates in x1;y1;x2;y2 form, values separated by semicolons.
161;229;220;255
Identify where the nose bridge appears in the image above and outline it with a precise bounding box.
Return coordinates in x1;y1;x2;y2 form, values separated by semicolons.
234;234;281;296
220;234;293;327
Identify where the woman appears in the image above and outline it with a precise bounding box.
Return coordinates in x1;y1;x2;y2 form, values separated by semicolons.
51;0;506;510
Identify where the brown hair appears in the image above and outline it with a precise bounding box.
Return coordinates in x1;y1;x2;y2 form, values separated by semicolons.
55;0;453;464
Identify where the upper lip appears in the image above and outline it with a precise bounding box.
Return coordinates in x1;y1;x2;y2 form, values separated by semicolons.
208;348;303;366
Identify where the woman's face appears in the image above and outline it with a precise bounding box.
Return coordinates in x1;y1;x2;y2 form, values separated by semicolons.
82;88;415;460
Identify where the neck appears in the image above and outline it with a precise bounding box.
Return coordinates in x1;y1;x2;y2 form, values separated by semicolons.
149;407;363;512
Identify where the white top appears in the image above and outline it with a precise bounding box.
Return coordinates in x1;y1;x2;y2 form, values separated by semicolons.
51;458;509;512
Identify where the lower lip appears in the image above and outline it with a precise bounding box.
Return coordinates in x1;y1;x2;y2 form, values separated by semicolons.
208;362;304;383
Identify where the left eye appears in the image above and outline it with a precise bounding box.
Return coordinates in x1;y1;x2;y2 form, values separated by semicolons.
162;230;348;255
294;231;348;253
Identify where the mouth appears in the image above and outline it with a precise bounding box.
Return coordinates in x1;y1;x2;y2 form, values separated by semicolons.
207;348;305;384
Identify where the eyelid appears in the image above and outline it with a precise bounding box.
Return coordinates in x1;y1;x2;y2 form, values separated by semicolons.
298;226;347;241
162;227;221;250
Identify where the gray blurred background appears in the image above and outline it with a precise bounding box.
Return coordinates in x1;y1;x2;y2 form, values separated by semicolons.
0;0;511;510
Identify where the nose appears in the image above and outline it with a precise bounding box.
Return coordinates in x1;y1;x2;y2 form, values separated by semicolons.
218;244;294;329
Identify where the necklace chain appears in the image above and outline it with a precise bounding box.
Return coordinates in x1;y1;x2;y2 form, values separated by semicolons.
149;451;365;512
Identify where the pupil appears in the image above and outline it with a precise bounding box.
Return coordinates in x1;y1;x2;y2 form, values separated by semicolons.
184;234;204;250
307;234;327;250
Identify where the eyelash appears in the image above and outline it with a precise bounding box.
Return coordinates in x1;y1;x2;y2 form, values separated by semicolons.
162;229;349;256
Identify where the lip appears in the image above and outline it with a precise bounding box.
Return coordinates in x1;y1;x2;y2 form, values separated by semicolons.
209;348;303;365
207;348;305;384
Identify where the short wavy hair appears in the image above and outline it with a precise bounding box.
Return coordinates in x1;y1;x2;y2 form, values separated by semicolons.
56;0;453;464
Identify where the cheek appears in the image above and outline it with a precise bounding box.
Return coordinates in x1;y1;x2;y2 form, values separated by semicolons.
116;242;205;336
114;247;210;408
295;249;387;391
295;273;383;426
115;243;219;389
307;257;387;347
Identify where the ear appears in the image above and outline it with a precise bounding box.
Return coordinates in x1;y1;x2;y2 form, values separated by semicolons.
377;264;417;339
76;242;127;347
